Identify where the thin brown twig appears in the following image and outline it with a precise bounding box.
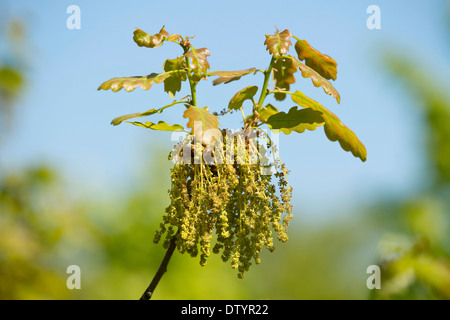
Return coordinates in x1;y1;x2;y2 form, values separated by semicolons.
140;232;178;300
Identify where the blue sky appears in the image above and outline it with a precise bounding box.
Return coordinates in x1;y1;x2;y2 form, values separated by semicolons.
1;0;449;221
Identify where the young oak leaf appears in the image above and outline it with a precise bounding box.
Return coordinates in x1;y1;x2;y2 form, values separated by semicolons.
294;38;338;81
111;100;184;126
264;106;325;135
264;29;292;58
163;57;188;98
291;91;367;162
209;68;257;85
272;57;297;101
133;26;181;48
125;120;184;131
98;72;172;92
291;57;340;103
184;48;210;82
112;110;160;126
228;86;258;110
183;106;219;143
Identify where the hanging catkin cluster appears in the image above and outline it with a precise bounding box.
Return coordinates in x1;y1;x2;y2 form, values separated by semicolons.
154;129;293;278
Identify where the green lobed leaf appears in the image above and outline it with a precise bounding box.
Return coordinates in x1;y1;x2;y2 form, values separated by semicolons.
272;57;297;101
133;26;181;48
264;29;292;58
291;57;340;103
228;86;258;110
258;104;279;122
291;91;366;161
183;106;219;142
209;68;257;85
125;120;184;131
163;57;188;98
184;48;210;82
294;38;338;81
111;100;184;126
264;106;324;135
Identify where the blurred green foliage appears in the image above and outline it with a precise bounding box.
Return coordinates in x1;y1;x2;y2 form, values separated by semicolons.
0;18;25;134
369;17;450;299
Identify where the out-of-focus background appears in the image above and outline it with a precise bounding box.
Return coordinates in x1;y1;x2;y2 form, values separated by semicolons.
1;0;449;299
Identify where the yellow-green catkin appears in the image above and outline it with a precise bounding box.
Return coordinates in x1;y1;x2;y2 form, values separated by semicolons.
155;130;293;278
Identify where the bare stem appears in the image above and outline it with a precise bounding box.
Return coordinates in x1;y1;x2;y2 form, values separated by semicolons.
257;56;276;107
182;46;197;107
140;232;178;300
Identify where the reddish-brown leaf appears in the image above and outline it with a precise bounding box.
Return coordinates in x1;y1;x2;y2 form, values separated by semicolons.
133;26;181;48
185;48;210;82
264;29;292;58
133;26;168;48
294;39;338;81
97;73;171;92
183;106;219;143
